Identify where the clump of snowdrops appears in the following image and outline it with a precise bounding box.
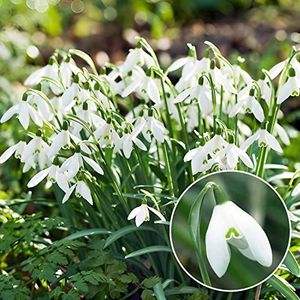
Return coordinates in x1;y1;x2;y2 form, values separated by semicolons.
1;38;300;298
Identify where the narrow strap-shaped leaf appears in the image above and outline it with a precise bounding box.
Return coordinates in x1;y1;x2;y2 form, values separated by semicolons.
125;246;171;259
63;228;111;240
268;275;299;300
188;182;213;285
104;225;156;248
283;250;300;277
164;287;200;296
153;282;166;300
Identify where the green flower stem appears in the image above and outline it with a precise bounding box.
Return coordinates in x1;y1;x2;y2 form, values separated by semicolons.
207;74;217;133
162;143;176;197
160;78;174;139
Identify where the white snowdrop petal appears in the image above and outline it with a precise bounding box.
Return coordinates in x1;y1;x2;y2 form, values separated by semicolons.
62;184;76;203
147;79;160;104
76;181;93;205
167;57;188;73
27;168;50;188
19;104;30;129
135;205;148;227
0;105;19;123
134;138;147;151
151;119;165;143
183;148;198;162
269;60;286;80
56;173;69;193
229;202;273;267
148;207;166;222
174;88;191;103
24;66;47;86
292;183;300;197
0;143;18;164
123;137;133;159
275;123;290;145
264;131;283;153
251;100;264;123
83;156;104;175
128;206;141;220
205;205;231;278
277;80;293;104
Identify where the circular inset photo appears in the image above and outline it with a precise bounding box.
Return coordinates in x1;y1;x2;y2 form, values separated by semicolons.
170;171;291;292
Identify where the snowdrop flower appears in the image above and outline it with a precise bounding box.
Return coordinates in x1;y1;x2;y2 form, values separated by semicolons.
138;114;167;143
24;58;61;94
0;141;26;164
27;163;69;192
229;87;264;122
1;95;43;129
174;78;212;116
167;44;198;74
121;122;147;159
184;134;227;175
127;202;166;227
60;150;104;180
61;82;90;111
59;57;81;88
20;134;50;172
242;129;282;153
206;201;272;278
48;122;91;159
62;180;93;205
216;143;254;170
119;45;155;74
277;67;300;104
93;118;122;152
121;67;161;105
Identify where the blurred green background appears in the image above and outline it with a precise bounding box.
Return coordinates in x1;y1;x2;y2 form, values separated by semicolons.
0;0;300;200
171;171;290;290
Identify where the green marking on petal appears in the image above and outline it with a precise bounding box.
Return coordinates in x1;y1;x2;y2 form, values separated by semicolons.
226;227;240;239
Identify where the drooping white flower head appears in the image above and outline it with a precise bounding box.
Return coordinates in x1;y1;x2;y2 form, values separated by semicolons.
242;129;282;153
127;203;166;227
205;201;272;278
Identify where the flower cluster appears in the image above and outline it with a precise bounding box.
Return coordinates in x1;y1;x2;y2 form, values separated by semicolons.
0;39;299;226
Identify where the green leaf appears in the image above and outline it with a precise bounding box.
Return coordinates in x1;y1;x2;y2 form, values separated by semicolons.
268;275;299;300
153;282;166;300
142;276;160;289
149;163;167;183
125;246;171;259
63;228;112;241
104;225;156;248
69;49;98;75
164;287;200;296
284;250;300;277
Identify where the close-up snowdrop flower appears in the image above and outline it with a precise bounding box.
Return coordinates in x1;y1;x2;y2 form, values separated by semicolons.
121;122;147;159
60;151;104;180
0;141;26;164
184;134;227;175
206;200;272;278
229;87;264;122
127;202;166;227
1;96;43;129
119;45;155;74
27;164;69;193
242;129;283;153
62;180;93;205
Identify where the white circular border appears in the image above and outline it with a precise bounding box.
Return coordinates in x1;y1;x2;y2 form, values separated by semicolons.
169;170;292;293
